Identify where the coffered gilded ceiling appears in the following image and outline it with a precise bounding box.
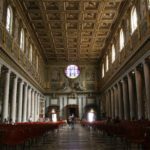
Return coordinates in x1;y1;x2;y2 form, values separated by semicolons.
20;0;124;63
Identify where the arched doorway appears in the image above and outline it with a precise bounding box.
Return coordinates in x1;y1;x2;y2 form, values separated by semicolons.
66;104;79;119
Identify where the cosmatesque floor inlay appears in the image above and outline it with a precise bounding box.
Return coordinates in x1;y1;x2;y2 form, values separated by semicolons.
29;124;139;150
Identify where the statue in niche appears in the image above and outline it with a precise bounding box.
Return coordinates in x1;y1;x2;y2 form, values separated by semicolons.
86;71;95;81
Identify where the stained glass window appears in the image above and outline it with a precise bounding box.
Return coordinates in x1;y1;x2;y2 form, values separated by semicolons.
65;65;80;79
148;0;150;9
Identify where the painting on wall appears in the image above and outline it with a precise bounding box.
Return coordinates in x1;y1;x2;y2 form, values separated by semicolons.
85;70;96;81
51;70;61;82
86;83;96;91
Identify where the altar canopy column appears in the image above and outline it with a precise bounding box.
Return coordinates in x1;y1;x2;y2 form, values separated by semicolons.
11;76;18;122
18;80;24;122
2;70;11;121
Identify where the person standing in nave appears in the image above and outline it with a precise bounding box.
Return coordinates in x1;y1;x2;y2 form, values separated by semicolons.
70;114;75;129
68;114;75;129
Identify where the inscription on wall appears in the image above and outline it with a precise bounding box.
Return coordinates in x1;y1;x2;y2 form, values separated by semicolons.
68;99;77;105
51;99;58;105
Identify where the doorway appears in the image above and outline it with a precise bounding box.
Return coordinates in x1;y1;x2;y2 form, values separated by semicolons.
66;104;79;119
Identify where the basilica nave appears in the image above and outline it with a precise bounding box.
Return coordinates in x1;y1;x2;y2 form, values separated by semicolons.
0;0;150;149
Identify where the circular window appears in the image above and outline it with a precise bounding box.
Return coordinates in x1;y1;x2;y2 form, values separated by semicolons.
65;64;80;79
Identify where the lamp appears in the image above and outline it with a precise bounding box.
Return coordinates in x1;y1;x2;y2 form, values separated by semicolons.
87;109;95;122
51;109;57;122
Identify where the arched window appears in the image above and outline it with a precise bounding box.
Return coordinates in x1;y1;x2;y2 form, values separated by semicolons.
131;6;138;34
106;55;109;72
20;28;25;52
102;63;105;78
119;28;124;51
112;44;116;63
148;0;150;9
36;55;38;72
6;6;13;34
29;44;33;62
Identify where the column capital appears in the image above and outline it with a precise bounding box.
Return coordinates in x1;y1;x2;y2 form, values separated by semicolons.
24;82;29;88
18;79;24;84
143;57;150;64
4;68;11;74
12;74;18;79
31;88;35;92
28;87;32;91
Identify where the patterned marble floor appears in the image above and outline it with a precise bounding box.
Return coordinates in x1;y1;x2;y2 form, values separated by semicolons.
29;124;137;150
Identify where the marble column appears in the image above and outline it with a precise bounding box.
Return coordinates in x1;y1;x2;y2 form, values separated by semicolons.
114;87;118;118
0;63;2;117
106;92;110;117
59;96;63;118
2;70;11;121
34;92;37;121
78;96;82;119
117;83;123;119
143;61;150;119
23;84;28;122
18;80;24;122
11;76;18;123
135;68;143;120
37;94;40;119
122;79;128;120
27;88;32;120
108;91;111;117
111;88;114;119
108;92;111;117
127;74;135;120
31;90;35;121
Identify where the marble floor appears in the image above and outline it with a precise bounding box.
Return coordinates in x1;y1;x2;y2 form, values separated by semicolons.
29;124;138;150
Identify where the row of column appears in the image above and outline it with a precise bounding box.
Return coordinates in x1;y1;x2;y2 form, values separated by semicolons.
0;63;41;123
103;59;150;120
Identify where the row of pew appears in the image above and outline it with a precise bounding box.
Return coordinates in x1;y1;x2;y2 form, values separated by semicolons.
81;120;150;149
0;121;65;149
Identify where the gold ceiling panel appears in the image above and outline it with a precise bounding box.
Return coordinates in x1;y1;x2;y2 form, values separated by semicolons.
21;0;123;62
